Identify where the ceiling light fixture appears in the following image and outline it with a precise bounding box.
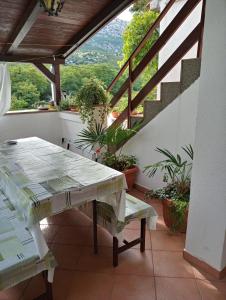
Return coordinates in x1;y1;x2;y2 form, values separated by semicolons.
40;0;64;16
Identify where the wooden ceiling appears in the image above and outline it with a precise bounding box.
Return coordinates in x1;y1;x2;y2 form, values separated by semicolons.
0;0;134;64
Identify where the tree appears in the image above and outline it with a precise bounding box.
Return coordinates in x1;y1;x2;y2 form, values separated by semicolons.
130;0;150;13
10;96;29;111
120;10;159;99
9;64;51;100
12;82;40;107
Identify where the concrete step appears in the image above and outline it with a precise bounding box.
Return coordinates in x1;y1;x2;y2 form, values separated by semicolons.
180;58;201;92
143;100;163;125
160;82;181;106
130;115;144;127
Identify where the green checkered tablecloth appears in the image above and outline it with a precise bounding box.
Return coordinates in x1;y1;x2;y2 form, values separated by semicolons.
0;137;127;227
0;189;56;291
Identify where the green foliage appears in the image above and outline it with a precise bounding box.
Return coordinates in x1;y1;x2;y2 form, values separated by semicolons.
144;145;193;189
9;64;50;108
169;199;188;232
121;11;159;68
102;152;137;171
130;0;150;13
118;10;159;104
10;96;28;110
75;123;138;171
144;145;193;232
76;78;109;125
12;82;40;107
61;64;121;96
75;122;138;150
59;98;70;111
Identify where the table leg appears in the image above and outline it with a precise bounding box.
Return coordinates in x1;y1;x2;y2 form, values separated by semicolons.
140;218;146;252
92;200;98;254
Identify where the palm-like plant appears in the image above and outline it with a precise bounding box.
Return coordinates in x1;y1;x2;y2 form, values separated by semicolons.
75;122;138;151
144;145;193;199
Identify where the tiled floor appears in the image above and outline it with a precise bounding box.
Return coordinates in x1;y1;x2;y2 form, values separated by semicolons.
1;189;226;300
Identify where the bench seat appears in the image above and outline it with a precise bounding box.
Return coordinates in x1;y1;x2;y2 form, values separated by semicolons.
0;189;56;299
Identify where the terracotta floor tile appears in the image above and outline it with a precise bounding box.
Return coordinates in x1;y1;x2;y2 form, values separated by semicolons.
53;226;93;246
196;279;226;300
111;274;156;300
145;199;163;216
153;251;195;278
40;224;59;243
151;231;185;251
53;269;75;300
99;228;151;250
67;271;114;300
51;243;82;270
0;281;29;300
125;219;141;230
114;249;154;276
155;277;201;300
23;274;46;300
42;209;92;227
122;229;152;250
156;216;167;231
76;246;114;274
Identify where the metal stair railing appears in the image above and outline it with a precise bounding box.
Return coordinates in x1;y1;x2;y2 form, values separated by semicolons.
107;0;206;129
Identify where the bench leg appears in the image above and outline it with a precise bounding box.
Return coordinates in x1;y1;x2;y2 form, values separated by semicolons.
113;237;119;267
140;218;146;252
92;200;98;254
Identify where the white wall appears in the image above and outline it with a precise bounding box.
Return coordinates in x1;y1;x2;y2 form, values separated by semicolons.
158;0;202;83
0;112;61;145
157;0;202;98
122;79;199;190
185;0;226;272
59;112;86;141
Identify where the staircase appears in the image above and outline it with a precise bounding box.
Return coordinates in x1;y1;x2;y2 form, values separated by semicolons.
107;0;206;135
130;57;201;128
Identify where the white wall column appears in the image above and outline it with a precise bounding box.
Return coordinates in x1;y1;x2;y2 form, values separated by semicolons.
185;0;226;276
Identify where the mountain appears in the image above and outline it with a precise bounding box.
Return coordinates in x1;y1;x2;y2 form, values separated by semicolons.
66;18;128;65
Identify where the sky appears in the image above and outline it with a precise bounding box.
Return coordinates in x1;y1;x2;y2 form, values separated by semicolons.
117;6;133;22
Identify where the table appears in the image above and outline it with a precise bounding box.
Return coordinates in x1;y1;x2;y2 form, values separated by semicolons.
0;137;127;259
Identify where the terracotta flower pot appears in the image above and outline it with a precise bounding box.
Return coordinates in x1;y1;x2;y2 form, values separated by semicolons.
111;111;120;119
162;198;188;233
123;166;139;191
70;107;78;112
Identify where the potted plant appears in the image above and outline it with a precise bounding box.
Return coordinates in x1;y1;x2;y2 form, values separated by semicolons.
102;152;138;191
59;98;70;111
111;109;120;119
76;78;109;127
75;123;140;191
68;95;79;112
144;145;193;232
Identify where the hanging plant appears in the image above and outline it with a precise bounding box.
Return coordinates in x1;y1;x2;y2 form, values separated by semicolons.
76;78;109;127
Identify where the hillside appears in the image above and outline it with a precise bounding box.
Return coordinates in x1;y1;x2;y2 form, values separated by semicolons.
66;19;128;65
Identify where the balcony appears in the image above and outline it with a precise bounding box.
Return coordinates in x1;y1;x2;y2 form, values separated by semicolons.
0;0;226;299
0;111;225;300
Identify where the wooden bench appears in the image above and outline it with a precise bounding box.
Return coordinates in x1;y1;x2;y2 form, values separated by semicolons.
0;189;56;300
92;193;157;267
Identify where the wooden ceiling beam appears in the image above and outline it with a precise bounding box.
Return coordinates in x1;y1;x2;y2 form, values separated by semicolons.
0;54;65;64
33;62;55;82
2;0;43;55
58;0;135;58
